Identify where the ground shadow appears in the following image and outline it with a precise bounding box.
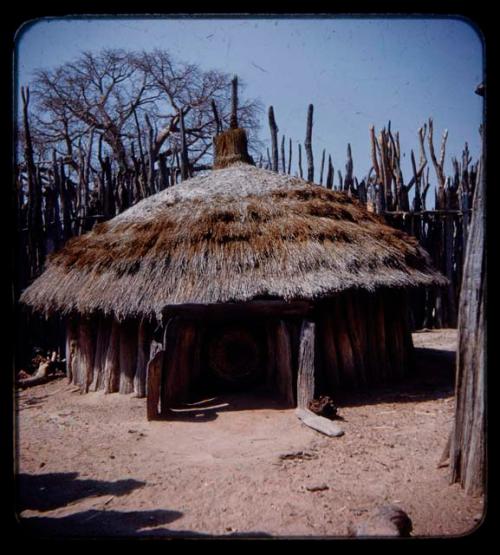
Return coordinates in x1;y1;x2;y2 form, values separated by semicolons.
164;345;456;415
162;389;293;420
335;346;456;408
17;508;183;537
17;472;146;512
17;394;51;409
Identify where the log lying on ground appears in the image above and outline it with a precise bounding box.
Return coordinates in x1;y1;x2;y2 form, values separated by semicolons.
295;408;344;437
17;352;64;388
17;373;64;388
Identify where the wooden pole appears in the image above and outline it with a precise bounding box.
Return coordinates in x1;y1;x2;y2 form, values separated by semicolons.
344;292;367;386
78;317;96;393
317;307;340;391
332;296;357;387
118;319;138;394
280;135;286;173
304;104;314;182
298;144;303;178
287;138;292;175
295;319;344;437
449;141;486;496
326;155;333;189
230;75;239;129
162;320;197;413
268;106;279;172
179;108;190;181
104;320;120;394
319;149;326;185
275;320;294;406
65;318;78;384
90;317;111;391
134;318;150;398
297;320;315;409
147;350;164;420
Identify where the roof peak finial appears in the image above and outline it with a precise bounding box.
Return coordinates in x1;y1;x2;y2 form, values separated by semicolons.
213;75;254;169
230;75;238;129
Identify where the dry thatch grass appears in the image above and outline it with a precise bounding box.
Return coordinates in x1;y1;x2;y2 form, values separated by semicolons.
213;128;254;169
20;163;447;320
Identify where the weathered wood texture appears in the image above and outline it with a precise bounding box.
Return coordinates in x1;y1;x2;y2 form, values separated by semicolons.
295;408;344;437
103;320;121;394
162;319;200;414
91;317;111;391
273;320;295;406
118;320;138;394
449;156;485;497
304;104;314;182
146;350;164;421
134;318;150;398
163;300;314;321
315;290;414;394
297;320;316;409
65;318;78;384
77;317;96;393
268;106;279;172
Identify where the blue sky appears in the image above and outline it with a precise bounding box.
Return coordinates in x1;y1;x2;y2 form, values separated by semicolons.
15;16;484;186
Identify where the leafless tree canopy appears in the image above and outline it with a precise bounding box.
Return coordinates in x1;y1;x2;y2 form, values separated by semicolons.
25;48;262;170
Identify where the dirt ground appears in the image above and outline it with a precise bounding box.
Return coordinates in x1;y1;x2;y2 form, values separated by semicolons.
15;329;485;539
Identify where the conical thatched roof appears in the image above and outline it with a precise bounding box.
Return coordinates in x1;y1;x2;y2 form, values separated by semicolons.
20;162;446;321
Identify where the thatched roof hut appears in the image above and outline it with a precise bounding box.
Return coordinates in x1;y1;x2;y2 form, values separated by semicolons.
20;126;446;420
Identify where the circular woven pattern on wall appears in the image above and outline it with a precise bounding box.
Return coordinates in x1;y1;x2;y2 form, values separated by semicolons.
208;326;262;385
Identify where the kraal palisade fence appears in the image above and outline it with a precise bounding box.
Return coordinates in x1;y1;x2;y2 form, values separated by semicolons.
15;96;479;369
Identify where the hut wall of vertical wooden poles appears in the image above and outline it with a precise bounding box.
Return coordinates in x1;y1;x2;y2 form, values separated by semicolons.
63;288;415;419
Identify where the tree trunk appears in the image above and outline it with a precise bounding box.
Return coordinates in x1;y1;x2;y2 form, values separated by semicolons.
449;154;486;497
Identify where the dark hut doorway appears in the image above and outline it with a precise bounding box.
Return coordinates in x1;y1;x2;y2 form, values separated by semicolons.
151;314;300;420
201;324;265;393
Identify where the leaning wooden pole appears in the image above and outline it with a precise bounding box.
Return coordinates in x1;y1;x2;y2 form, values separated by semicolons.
448;129;486;497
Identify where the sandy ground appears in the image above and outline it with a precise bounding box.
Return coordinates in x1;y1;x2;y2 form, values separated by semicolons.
15;329;485;539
